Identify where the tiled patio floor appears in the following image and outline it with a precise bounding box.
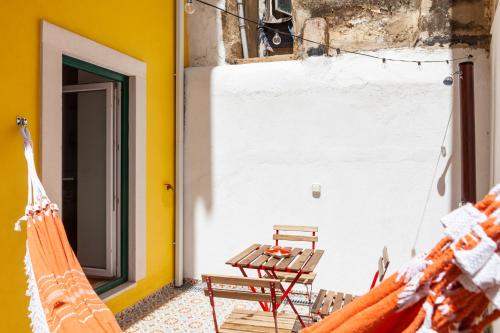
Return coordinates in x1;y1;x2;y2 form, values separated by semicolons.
116;280;314;333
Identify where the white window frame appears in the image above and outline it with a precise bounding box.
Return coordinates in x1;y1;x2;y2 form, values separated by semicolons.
41;21;147;293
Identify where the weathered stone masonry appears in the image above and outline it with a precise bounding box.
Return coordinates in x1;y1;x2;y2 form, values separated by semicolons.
220;0;494;63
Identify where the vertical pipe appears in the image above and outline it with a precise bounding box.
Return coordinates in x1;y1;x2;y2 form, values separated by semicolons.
459;61;477;203
174;0;185;287
237;0;249;58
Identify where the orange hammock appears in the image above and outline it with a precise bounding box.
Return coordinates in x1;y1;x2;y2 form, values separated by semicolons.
16;126;122;333
302;192;500;333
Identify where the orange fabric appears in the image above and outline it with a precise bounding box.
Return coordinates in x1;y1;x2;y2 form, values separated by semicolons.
302;194;500;333
27;206;122;333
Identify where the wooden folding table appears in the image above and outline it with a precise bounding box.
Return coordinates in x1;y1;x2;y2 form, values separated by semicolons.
226;244;324;328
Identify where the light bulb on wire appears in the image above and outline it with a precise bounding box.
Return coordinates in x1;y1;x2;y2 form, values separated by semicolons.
381;58;387;69
272;32;282;45
185;0;196;14
443;76;454;86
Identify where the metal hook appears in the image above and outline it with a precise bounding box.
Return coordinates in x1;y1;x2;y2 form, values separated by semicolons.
16;116;28;127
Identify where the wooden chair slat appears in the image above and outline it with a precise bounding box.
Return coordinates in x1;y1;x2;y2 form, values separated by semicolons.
222;309;296;332
381;246;390;281
273;225;318;232
226;244;261;265
321;291;336;315
301;249;325;273
378;257;384;281
273;234;318;242
239;245;271;267
275;272;316;284
228;312;296;324
219;328;251;333
201;274;279;288
288;248;313;272
312;289;326;314
231;309;297;319
275;248;302;271
344;293;354;306
224;317;295;329
203;289;280;303
221;322;292;333
332;292;345;311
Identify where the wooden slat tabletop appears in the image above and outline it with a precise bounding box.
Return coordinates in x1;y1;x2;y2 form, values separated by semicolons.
227;244;324;274
226;244;261;266
288;249;312;272
302;249;324;273
249;250;274;269
239;245;270;267
275;248;302;271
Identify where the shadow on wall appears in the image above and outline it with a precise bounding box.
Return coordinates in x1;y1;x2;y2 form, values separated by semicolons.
411;46;491;257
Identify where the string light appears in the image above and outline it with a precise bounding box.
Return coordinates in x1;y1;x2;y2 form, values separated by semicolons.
185;0;196;15
442;70;462;86
382;58;387;69
272;32;282;45
192;0;474;66
443;76;454;86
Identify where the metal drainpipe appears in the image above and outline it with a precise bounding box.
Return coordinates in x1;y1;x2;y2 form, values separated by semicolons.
237;0;249;58
459;61;477;203
174;0;185;287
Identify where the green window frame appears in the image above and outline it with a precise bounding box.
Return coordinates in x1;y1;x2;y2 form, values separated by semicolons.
62;55;129;295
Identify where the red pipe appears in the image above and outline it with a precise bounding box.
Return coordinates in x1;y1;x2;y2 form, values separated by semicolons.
459;61;476;203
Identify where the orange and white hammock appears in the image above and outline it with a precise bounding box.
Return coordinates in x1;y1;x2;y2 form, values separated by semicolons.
16;126;122;333
302;190;500;333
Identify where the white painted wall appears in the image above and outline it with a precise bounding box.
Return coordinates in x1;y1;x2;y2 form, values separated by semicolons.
184;48;491;295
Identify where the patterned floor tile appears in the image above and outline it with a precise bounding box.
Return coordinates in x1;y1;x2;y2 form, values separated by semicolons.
116;280;315;333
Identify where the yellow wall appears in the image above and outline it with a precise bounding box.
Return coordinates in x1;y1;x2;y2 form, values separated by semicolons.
0;1;176;331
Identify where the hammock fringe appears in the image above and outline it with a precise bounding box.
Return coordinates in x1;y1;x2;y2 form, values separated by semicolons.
25;246;51;333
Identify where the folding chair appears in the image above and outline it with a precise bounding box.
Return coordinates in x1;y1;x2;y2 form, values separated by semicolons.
272;225;319;308
203;274;297;333
312;246;390;319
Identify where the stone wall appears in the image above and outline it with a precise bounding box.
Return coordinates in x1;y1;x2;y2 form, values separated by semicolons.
199;0;494;64
293;0;493;57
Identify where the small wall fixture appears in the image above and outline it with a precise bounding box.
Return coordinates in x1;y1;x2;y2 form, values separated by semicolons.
312;183;321;199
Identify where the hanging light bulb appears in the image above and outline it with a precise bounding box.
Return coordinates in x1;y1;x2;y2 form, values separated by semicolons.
443;76;454;86
272;32;282;46
381;58;387;69
417;61;422;70
185;0;196;14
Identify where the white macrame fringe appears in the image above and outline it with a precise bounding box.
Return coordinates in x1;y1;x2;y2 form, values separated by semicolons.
416;302;438;333
25;245;50;333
